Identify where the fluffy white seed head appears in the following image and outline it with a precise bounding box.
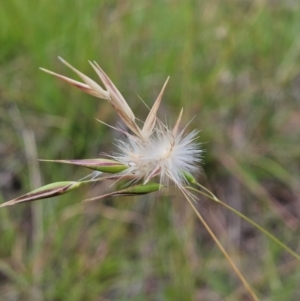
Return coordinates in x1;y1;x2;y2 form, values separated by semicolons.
113;120;202;187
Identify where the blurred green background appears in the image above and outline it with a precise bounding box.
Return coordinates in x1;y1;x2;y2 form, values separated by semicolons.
1;0;300;300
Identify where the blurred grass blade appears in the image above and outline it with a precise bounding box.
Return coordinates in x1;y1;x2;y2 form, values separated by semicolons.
39;158;128;173
0;181;81;207
84;183;162;202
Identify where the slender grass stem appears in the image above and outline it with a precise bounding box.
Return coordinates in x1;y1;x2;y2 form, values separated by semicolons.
187;183;300;262
182;190;259;301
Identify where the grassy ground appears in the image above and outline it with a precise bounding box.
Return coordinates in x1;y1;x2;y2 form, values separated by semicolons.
1;0;300;300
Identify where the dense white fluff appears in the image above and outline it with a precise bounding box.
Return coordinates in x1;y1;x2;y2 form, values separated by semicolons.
113;121;202;187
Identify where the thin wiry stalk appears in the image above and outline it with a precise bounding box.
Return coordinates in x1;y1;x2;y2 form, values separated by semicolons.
182;190;260;301
188;183;300;262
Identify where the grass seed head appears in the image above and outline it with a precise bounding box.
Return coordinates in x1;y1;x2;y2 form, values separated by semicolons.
41;59;203;188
